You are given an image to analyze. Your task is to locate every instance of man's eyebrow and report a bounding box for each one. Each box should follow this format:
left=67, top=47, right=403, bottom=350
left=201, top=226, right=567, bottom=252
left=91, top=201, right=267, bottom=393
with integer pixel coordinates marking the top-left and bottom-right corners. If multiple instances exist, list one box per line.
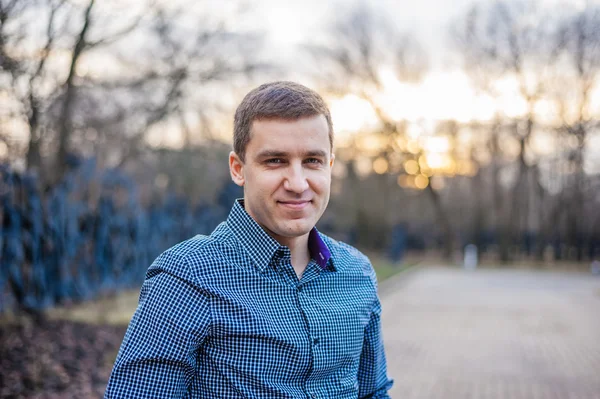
left=255, top=150, right=329, bottom=158
left=304, top=150, right=328, bottom=158
left=256, top=150, right=288, bottom=158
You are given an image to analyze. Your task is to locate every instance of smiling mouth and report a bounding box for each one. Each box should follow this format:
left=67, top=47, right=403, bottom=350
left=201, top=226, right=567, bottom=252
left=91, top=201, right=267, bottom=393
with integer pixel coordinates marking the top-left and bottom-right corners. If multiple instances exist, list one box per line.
left=277, top=200, right=311, bottom=210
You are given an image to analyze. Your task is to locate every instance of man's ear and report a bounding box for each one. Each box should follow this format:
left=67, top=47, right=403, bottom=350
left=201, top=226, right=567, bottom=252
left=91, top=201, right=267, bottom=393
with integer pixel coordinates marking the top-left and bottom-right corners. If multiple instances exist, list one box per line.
left=229, top=151, right=245, bottom=187
left=330, top=153, right=335, bottom=168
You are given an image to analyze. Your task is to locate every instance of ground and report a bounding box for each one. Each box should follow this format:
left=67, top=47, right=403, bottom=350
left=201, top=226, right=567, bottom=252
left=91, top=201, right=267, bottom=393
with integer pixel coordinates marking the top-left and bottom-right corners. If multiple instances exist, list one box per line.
left=383, top=266, right=600, bottom=399
left=1, top=263, right=599, bottom=398
left=0, top=319, right=126, bottom=399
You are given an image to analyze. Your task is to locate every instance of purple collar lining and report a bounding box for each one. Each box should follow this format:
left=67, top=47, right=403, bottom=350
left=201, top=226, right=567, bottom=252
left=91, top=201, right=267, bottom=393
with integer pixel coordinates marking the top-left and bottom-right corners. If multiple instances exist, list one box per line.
left=308, top=228, right=332, bottom=270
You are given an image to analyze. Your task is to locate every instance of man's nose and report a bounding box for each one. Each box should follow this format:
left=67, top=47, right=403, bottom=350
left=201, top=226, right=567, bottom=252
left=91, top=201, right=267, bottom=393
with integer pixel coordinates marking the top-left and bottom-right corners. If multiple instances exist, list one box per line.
left=283, top=163, right=309, bottom=193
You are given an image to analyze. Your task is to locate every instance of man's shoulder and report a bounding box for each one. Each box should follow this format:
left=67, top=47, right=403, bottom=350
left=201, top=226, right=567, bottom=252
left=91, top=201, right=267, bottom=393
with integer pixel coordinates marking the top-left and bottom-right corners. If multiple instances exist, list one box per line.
left=319, top=233, right=379, bottom=289
left=319, top=233, right=374, bottom=269
left=147, top=222, right=236, bottom=280
left=164, top=234, right=216, bottom=258
left=319, top=233, right=368, bottom=262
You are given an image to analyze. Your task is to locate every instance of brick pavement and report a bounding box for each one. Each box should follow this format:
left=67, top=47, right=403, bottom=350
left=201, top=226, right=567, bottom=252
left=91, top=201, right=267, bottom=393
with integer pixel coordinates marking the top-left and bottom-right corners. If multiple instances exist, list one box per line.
left=381, top=266, right=600, bottom=399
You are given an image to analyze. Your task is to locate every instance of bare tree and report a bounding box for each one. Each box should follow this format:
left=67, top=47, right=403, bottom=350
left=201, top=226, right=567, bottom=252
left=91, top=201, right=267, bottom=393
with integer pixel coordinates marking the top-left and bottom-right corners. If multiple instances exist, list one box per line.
left=552, top=4, right=600, bottom=260
left=306, top=3, right=464, bottom=258
left=78, top=3, right=265, bottom=167
left=1, top=0, right=58, bottom=171
left=1, top=0, right=145, bottom=176
left=453, top=0, right=562, bottom=261
left=0, top=0, right=266, bottom=183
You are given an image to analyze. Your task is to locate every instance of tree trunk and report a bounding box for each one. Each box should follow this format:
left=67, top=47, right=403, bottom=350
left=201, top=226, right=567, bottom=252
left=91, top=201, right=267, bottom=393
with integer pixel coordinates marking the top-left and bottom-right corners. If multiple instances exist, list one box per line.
left=55, top=0, right=95, bottom=180
left=507, top=118, right=532, bottom=261
left=425, top=179, right=454, bottom=261
left=571, top=139, right=585, bottom=261
left=25, top=94, right=42, bottom=173
left=471, top=166, right=486, bottom=251
left=487, top=125, right=510, bottom=263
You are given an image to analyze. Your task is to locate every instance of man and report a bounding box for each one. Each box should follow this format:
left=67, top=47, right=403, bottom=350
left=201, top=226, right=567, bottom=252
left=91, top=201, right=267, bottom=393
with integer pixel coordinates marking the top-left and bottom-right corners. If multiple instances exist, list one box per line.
left=105, top=81, right=393, bottom=398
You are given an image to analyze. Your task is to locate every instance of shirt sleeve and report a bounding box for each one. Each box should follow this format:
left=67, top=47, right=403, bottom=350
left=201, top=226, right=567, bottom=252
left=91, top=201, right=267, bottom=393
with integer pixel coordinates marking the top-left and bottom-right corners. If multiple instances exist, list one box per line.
left=357, top=266, right=393, bottom=399
left=105, top=252, right=211, bottom=398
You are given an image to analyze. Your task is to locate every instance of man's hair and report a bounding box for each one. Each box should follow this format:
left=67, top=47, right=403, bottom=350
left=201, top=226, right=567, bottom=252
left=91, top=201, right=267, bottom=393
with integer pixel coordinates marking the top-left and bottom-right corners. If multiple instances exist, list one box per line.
left=233, top=81, right=334, bottom=162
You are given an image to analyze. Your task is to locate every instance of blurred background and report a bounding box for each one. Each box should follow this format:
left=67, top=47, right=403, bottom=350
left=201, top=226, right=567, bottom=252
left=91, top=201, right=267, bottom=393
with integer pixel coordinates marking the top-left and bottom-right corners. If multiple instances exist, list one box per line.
left=1, top=0, right=599, bottom=397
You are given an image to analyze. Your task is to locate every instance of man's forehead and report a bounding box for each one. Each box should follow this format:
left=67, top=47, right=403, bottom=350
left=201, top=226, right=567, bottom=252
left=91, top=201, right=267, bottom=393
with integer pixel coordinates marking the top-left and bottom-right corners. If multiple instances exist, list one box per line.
left=249, top=114, right=328, bottom=130
left=251, top=114, right=324, bottom=123
left=249, top=114, right=329, bottom=137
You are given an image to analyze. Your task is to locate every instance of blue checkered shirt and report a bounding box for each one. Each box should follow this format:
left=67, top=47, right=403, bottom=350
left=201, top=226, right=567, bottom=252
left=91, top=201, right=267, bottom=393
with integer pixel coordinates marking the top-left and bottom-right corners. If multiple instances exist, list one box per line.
left=105, top=200, right=392, bottom=398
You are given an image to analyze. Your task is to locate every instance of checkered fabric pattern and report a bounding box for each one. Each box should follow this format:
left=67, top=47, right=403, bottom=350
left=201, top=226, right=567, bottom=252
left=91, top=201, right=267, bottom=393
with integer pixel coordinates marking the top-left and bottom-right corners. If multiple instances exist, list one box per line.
left=105, top=200, right=392, bottom=398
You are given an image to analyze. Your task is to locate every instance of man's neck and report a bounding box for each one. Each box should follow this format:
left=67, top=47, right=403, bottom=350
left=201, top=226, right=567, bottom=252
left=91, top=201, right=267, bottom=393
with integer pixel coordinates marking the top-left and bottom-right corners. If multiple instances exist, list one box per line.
left=278, top=233, right=311, bottom=279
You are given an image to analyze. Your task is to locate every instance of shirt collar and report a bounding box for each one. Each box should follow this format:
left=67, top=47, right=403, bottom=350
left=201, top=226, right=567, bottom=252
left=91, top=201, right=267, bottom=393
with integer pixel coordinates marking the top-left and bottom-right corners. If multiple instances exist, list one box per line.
left=226, top=199, right=334, bottom=273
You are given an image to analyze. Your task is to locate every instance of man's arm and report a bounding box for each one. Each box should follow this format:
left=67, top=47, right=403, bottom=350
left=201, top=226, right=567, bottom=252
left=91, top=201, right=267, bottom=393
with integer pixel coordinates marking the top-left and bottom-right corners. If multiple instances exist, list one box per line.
left=105, top=253, right=210, bottom=398
left=357, top=266, right=393, bottom=399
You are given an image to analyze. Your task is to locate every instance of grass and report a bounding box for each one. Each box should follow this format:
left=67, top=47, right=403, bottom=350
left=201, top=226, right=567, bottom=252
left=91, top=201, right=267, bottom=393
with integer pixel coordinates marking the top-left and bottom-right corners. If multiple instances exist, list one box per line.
left=369, top=255, right=419, bottom=282
left=45, top=290, right=140, bottom=326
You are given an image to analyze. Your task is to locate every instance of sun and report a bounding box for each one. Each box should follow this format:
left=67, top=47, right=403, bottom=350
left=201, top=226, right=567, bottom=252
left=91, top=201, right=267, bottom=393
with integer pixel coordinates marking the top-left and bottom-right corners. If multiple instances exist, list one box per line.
left=328, top=68, right=500, bottom=141
left=328, top=94, right=379, bottom=145
left=375, top=68, right=499, bottom=123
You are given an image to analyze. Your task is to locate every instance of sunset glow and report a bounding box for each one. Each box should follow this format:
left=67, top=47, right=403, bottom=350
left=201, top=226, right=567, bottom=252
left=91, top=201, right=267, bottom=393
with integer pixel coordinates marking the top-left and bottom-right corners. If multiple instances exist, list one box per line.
left=329, top=95, right=379, bottom=138
left=328, top=68, right=568, bottom=136
left=328, top=70, right=507, bottom=189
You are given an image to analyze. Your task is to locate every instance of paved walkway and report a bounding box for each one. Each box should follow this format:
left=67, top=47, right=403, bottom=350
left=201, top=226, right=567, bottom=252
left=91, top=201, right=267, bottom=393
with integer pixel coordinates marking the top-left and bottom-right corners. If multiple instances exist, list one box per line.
left=381, top=266, right=600, bottom=399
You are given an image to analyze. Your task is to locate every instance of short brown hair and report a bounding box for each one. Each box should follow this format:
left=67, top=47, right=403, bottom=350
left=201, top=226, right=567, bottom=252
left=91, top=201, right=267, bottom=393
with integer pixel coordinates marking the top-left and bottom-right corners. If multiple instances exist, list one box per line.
left=233, top=81, right=334, bottom=161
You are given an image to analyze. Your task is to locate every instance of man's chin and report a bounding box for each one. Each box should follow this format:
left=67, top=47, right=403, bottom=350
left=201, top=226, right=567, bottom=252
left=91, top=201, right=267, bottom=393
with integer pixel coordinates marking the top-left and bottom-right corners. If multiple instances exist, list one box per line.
left=276, top=221, right=314, bottom=238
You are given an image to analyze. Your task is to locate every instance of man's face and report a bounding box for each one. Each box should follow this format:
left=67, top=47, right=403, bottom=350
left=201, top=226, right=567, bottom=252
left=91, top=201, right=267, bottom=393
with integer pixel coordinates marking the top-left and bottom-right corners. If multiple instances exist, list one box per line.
left=229, top=114, right=334, bottom=243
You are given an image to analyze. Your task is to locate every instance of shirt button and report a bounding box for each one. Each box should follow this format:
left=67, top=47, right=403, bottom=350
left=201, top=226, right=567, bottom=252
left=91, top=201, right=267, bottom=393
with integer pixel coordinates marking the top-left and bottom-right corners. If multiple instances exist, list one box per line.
left=313, top=338, right=319, bottom=345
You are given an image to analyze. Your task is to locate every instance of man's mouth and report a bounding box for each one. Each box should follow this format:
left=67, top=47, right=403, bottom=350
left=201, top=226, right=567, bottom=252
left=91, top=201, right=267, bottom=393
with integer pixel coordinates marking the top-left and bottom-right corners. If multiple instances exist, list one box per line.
left=277, top=200, right=311, bottom=210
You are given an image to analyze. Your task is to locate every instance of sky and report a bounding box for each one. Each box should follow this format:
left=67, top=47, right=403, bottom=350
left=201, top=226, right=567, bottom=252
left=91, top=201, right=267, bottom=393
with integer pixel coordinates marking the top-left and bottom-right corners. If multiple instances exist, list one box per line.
left=252, top=0, right=486, bottom=125
left=246, top=0, right=595, bottom=121
left=243, top=0, right=599, bottom=174
left=5, top=0, right=598, bottom=173
left=141, top=0, right=597, bottom=174
left=255, top=0, right=590, bottom=67
left=106, top=0, right=598, bottom=131
left=254, top=0, right=470, bottom=67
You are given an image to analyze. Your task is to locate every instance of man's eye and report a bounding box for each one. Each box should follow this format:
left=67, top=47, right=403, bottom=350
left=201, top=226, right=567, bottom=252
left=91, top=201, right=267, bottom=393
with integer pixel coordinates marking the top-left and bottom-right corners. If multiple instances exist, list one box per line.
left=305, top=158, right=323, bottom=164
left=266, top=158, right=283, bottom=164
